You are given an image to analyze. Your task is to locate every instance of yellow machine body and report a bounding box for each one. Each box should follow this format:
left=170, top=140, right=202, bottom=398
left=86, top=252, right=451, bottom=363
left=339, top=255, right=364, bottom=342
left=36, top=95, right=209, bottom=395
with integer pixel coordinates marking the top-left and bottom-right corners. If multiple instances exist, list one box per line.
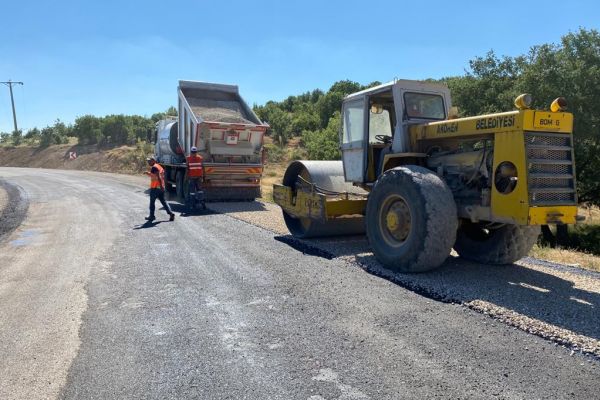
left=274, top=109, right=577, bottom=227
left=272, top=185, right=367, bottom=222
left=410, top=109, right=577, bottom=225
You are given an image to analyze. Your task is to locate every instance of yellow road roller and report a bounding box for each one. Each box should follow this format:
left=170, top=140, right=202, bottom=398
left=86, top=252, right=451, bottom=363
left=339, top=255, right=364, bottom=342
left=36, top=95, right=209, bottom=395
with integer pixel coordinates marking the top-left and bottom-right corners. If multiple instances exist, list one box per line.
left=273, top=80, right=580, bottom=272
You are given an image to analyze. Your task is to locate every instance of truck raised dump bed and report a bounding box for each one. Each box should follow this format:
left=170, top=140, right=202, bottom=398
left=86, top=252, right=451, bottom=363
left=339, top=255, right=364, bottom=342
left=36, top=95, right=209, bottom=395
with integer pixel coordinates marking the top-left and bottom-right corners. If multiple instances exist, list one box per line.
left=155, top=80, right=268, bottom=201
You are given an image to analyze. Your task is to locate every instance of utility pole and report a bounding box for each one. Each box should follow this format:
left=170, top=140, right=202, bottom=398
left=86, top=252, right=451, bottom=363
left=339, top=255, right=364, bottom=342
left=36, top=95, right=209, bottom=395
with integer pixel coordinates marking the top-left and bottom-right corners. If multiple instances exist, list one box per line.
left=1, top=79, right=24, bottom=134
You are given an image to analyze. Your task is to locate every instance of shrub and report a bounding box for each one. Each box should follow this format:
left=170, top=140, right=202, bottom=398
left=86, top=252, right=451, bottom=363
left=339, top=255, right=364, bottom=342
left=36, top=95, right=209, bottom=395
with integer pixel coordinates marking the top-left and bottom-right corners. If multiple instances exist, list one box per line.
left=264, top=143, right=285, bottom=163
left=287, top=147, right=307, bottom=161
left=302, top=112, right=341, bottom=160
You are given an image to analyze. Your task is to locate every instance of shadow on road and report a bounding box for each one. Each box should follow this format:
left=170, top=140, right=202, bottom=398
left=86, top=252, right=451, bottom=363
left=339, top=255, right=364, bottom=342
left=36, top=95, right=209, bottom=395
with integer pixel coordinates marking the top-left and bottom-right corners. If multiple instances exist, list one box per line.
left=274, top=234, right=369, bottom=258
left=133, top=220, right=164, bottom=229
left=169, top=203, right=215, bottom=217
left=208, top=201, right=268, bottom=213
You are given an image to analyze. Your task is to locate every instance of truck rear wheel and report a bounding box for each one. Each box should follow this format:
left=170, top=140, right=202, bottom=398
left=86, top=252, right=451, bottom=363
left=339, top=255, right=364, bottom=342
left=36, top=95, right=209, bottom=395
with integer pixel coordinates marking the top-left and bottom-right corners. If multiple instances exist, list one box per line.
left=176, top=170, right=185, bottom=201
left=366, top=165, right=457, bottom=273
left=454, top=222, right=540, bottom=264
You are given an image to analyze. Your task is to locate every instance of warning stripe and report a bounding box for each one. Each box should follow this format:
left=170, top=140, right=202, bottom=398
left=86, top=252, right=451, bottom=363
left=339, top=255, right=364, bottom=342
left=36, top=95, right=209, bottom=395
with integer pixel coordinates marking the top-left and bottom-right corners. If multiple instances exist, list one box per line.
left=204, top=167, right=263, bottom=174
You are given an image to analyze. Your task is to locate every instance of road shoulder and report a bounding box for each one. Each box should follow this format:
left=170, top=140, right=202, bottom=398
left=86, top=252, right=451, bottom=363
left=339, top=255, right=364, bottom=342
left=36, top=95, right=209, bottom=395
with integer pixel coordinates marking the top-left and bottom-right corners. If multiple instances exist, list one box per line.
left=0, top=178, right=29, bottom=243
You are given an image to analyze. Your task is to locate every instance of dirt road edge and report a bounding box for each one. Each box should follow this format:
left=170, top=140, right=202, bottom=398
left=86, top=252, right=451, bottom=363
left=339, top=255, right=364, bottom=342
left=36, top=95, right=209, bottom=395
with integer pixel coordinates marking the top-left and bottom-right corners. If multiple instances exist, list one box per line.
left=0, top=179, right=29, bottom=243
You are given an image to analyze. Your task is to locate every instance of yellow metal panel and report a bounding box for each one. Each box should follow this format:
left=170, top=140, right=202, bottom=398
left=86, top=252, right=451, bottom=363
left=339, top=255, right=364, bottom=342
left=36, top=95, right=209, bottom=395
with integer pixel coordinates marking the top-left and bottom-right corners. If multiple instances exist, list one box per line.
left=273, top=184, right=367, bottom=221
left=522, top=111, right=573, bottom=132
left=272, top=184, right=326, bottom=221
left=411, top=111, right=522, bottom=142
left=381, top=153, right=427, bottom=172
left=490, top=131, right=530, bottom=224
left=326, top=199, right=367, bottom=217
left=528, top=206, right=578, bottom=225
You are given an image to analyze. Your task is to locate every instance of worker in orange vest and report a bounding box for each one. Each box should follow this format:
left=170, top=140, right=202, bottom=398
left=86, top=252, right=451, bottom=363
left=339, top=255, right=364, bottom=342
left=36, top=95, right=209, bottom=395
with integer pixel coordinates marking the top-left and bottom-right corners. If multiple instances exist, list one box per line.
left=144, top=156, right=175, bottom=222
left=186, top=146, right=204, bottom=209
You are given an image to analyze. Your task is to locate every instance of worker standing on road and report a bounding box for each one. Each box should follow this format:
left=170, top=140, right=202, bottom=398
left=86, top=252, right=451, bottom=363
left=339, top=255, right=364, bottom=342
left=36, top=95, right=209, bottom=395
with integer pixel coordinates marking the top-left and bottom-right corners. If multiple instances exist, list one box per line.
left=186, top=146, right=204, bottom=208
left=145, top=156, right=175, bottom=222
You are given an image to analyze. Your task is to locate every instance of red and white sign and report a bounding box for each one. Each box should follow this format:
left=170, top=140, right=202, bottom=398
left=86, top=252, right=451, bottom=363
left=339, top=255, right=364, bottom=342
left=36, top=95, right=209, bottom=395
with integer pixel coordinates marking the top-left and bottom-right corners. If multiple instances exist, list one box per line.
left=68, top=151, right=77, bottom=160
left=226, top=132, right=239, bottom=145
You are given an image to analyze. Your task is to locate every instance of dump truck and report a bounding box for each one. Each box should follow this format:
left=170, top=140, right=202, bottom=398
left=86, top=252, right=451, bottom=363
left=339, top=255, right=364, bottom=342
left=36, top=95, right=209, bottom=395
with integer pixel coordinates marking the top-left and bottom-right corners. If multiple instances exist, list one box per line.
left=155, top=80, right=268, bottom=201
left=273, top=79, right=580, bottom=272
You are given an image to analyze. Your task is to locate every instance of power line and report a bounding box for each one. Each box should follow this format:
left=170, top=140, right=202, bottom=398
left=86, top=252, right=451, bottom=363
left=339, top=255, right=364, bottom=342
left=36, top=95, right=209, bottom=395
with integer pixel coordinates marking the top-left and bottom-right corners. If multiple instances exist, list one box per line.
left=1, top=79, right=24, bottom=134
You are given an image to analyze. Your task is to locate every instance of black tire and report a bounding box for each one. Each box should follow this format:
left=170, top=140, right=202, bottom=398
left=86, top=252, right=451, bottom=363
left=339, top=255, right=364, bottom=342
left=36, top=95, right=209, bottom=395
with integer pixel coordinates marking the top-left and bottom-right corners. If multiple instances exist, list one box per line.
left=165, top=181, right=175, bottom=194
left=176, top=170, right=185, bottom=201
left=164, top=167, right=175, bottom=194
left=366, top=165, right=457, bottom=273
left=454, top=222, right=540, bottom=264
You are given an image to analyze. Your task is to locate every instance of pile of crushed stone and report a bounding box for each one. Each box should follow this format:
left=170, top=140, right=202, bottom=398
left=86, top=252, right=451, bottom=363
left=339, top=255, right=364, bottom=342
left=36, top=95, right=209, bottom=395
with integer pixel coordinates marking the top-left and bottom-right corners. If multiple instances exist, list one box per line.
left=187, top=98, right=254, bottom=124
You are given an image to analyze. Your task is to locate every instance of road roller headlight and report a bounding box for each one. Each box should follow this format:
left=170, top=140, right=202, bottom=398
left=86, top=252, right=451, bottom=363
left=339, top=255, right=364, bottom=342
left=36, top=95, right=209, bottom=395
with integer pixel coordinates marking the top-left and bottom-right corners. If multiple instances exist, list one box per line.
left=514, top=94, right=532, bottom=110
left=550, top=97, right=567, bottom=112
left=494, top=161, right=518, bottom=194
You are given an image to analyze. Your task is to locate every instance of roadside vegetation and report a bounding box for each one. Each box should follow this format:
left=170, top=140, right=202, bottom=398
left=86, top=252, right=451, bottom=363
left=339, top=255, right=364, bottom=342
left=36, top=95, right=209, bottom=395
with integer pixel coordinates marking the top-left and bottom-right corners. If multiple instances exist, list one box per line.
left=1, top=28, right=599, bottom=270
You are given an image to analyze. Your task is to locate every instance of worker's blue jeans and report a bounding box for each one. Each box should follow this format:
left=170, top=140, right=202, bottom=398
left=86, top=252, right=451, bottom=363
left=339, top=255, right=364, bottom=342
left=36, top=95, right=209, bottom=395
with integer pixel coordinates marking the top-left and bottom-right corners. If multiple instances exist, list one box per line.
left=187, top=178, right=204, bottom=208
left=149, top=188, right=172, bottom=217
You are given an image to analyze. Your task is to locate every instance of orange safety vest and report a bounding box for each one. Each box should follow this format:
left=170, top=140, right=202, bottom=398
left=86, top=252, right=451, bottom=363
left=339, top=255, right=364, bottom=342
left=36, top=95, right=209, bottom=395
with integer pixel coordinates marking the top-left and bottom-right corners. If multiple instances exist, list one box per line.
left=186, top=154, right=204, bottom=178
left=149, top=163, right=165, bottom=189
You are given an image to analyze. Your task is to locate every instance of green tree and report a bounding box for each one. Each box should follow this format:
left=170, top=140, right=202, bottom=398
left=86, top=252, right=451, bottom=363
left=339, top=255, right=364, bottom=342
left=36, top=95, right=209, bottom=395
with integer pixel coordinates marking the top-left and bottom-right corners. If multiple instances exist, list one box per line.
left=303, top=111, right=342, bottom=160
left=0, top=132, right=11, bottom=144
left=102, top=115, right=133, bottom=145
left=11, top=129, right=22, bottom=146
left=24, top=127, right=41, bottom=144
left=445, top=51, right=525, bottom=116
left=151, top=106, right=178, bottom=123
left=130, top=115, right=155, bottom=142
left=73, top=115, right=103, bottom=145
left=51, top=119, right=71, bottom=144
left=39, top=126, right=55, bottom=148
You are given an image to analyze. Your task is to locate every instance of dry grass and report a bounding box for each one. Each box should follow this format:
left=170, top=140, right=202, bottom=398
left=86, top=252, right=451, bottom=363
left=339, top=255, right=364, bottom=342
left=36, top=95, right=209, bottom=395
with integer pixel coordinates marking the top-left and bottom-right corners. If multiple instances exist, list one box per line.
left=530, top=205, right=600, bottom=272
left=260, top=162, right=287, bottom=203
left=529, top=244, right=600, bottom=272
left=579, top=205, right=600, bottom=224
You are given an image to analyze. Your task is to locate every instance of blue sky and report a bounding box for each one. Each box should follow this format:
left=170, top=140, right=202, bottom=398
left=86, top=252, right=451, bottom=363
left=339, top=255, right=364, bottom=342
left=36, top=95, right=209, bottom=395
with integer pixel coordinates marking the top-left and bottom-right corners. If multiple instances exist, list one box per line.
left=1, top=0, right=598, bottom=133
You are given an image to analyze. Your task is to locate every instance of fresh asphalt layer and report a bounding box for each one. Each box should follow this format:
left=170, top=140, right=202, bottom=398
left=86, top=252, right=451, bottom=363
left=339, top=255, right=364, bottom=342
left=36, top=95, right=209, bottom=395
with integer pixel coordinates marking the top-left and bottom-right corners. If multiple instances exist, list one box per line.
left=0, top=167, right=598, bottom=400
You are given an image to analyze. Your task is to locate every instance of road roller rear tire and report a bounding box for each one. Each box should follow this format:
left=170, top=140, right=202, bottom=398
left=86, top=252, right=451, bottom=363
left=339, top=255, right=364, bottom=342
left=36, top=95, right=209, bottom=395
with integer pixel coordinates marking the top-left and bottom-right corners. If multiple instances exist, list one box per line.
left=366, top=165, right=457, bottom=273
left=454, top=222, right=540, bottom=264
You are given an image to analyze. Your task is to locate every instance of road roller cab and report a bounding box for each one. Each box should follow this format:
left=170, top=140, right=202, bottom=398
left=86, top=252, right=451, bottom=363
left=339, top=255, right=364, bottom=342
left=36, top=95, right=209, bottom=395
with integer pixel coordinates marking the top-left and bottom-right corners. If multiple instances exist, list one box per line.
left=273, top=80, right=580, bottom=273
left=339, top=80, right=451, bottom=185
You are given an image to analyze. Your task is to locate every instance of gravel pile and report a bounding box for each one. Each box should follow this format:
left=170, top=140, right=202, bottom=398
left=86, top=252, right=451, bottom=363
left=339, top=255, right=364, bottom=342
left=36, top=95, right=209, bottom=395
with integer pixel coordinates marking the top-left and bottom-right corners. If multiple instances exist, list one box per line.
left=208, top=200, right=600, bottom=359
left=188, top=98, right=254, bottom=124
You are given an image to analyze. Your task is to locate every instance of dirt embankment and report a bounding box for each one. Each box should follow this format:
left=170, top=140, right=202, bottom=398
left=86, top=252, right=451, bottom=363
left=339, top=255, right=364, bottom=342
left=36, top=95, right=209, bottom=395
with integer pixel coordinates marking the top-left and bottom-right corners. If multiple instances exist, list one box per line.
left=0, top=144, right=146, bottom=174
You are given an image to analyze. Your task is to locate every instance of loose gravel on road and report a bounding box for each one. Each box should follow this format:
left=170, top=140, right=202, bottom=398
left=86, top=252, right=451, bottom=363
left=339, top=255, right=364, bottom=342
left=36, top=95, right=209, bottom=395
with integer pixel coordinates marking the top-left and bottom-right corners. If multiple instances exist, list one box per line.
left=208, top=200, right=600, bottom=359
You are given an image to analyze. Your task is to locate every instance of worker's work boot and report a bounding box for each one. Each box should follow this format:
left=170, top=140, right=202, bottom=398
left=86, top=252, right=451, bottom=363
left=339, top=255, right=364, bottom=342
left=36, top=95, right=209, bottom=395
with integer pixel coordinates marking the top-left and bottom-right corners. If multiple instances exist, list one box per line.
left=169, top=213, right=175, bottom=221
left=145, top=216, right=155, bottom=222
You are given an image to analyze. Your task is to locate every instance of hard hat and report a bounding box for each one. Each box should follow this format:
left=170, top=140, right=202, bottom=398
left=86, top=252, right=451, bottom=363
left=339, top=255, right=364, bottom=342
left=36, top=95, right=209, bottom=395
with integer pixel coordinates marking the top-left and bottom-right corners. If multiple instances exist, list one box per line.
left=146, top=155, right=156, bottom=161
left=191, top=146, right=198, bottom=153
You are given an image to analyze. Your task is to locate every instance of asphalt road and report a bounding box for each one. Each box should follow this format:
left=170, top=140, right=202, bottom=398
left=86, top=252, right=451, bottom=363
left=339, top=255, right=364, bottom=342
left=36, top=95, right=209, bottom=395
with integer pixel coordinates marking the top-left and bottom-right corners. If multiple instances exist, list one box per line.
left=0, top=167, right=598, bottom=400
